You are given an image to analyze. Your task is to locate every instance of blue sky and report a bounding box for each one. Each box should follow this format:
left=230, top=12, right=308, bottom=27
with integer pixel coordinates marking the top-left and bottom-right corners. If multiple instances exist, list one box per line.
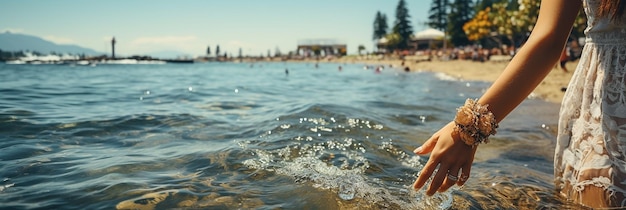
left=0, top=0, right=432, bottom=57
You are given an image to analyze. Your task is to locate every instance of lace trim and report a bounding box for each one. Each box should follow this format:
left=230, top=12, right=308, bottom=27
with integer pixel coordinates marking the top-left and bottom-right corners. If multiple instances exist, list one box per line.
left=563, top=177, right=626, bottom=208
left=573, top=176, right=611, bottom=192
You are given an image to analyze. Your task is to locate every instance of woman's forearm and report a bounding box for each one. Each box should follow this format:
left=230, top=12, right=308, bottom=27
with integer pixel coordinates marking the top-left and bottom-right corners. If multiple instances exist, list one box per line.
left=479, top=34, right=568, bottom=122
left=477, top=0, right=582, bottom=122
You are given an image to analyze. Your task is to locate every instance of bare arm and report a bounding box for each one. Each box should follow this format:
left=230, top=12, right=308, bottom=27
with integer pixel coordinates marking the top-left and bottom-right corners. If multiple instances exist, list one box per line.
left=480, top=0, right=582, bottom=121
left=412, top=0, right=583, bottom=196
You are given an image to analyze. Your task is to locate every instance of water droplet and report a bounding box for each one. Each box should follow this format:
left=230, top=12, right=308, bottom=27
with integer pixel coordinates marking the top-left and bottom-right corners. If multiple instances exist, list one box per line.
left=234, top=89, right=239, bottom=93
left=188, top=86, right=193, bottom=91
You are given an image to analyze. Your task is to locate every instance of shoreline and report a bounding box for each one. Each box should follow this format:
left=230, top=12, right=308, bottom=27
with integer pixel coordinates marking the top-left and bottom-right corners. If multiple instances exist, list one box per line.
left=336, top=58, right=575, bottom=104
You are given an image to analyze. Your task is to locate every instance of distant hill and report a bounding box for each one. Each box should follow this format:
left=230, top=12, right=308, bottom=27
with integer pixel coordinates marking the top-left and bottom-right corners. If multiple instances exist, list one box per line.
left=0, top=31, right=103, bottom=55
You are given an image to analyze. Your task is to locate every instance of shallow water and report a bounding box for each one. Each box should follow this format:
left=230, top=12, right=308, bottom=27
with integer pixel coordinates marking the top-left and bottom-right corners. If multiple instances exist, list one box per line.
left=0, top=62, right=581, bottom=209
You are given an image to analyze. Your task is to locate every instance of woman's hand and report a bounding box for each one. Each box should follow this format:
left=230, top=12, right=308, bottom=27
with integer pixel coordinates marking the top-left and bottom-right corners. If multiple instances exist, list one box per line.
left=412, top=122, right=477, bottom=195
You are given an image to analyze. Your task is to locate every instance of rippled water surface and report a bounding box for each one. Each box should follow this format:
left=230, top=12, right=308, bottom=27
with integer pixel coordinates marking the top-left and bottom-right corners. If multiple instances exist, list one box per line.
left=0, top=62, right=576, bottom=209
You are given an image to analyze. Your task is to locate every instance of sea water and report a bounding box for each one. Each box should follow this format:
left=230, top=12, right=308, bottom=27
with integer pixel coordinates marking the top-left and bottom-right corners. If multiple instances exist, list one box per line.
left=0, top=62, right=577, bottom=209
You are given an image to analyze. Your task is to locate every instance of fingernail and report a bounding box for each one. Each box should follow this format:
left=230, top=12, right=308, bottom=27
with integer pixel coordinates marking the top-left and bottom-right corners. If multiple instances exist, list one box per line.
left=413, top=146, right=423, bottom=153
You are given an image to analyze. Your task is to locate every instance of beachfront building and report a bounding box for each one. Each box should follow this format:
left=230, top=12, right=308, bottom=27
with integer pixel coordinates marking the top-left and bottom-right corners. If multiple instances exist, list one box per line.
left=375, top=37, right=389, bottom=54
left=410, top=28, right=445, bottom=50
left=296, top=39, right=347, bottom=57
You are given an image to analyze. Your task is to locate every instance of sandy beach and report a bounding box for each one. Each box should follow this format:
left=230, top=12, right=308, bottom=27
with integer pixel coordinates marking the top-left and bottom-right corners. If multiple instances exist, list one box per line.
left=342, top=58, right=576, bottom=104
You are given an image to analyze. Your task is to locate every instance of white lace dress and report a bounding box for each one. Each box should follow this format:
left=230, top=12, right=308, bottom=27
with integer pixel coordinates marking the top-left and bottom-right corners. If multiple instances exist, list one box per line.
left=555, top=0, right=626, bottom=206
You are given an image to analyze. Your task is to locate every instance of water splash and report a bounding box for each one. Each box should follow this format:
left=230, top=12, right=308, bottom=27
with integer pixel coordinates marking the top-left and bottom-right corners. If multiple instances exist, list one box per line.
left=242, top=135, right=454, bottom=209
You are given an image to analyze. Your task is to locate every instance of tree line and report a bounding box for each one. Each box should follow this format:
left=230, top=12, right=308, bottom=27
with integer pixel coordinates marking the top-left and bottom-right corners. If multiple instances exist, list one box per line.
left=462, top=0, right=586, bottom=49
left=205, top=45, right=284, bottom=59
left=372, top=0, right=586, bottom=52
left=0, top=50, right=27, bottom=61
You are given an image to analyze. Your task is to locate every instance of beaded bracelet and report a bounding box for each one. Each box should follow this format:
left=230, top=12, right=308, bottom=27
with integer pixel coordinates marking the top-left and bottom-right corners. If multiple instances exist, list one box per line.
left=453, top=98, right=498, bottom=146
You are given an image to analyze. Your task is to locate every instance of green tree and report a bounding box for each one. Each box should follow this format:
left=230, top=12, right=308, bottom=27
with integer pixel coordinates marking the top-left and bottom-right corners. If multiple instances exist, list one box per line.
left=464, top=0, right=544, bottom=48
left=393, top=0, right=413, bottom=50
left=428, top=0, right=449, bottom=31
left=489, top=2, right=516, bottom=45
left=373, top=11, right=388, bottom=40
left=216, top=45, right=220, bottom=57
left=514, top=0, right=540, bottom=35
left=506, top=0, right=519, bottom=11
left=571, top=8, right=587, bottom=41
left=475, top=0, right=496, bottom=11
left=358, top=45, right=366, bottom=55
left=206, top=46, right=211, bottom=56
left=238, top=48, right=243, bottom=58
left=274, top=46, right=282, bottom=57
left=492, top=0, right=539, bottom=47
left=384, top=32, right=402, bottom=51
left=448, top=0, right=474, bottom=46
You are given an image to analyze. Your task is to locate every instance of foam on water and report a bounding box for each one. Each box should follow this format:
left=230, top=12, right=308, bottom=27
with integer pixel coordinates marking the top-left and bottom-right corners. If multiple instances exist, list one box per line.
left=432, top=72, right=460, bottom=81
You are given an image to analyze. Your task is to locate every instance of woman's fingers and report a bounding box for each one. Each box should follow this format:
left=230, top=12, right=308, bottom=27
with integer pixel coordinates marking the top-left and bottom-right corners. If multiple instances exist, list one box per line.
left=414, top=135, right=438, bottom=155
left=413, top=157, right=438, bottom=190
left=438, top=165, right=461, bottom=192
left=457, top=161, right=472, bottom=186
left=413, top=122, right=475, bottom=195
left=426, top=165, right=448, bottom=196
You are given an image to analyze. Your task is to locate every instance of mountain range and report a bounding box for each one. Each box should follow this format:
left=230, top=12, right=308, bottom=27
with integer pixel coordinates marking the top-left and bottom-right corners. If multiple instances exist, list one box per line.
left=0, top=31, right=103, bottom=55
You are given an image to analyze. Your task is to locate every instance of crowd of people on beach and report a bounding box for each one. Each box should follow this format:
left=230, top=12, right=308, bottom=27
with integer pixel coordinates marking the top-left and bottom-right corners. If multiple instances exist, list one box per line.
left=411, top=44, right=514, bottom=63
left=409, top=38, right=582, bottom=65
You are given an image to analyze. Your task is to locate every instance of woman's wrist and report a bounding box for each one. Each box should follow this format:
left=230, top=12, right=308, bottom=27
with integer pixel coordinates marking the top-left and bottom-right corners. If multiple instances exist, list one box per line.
left=453, top=98, right=499, bottom=146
